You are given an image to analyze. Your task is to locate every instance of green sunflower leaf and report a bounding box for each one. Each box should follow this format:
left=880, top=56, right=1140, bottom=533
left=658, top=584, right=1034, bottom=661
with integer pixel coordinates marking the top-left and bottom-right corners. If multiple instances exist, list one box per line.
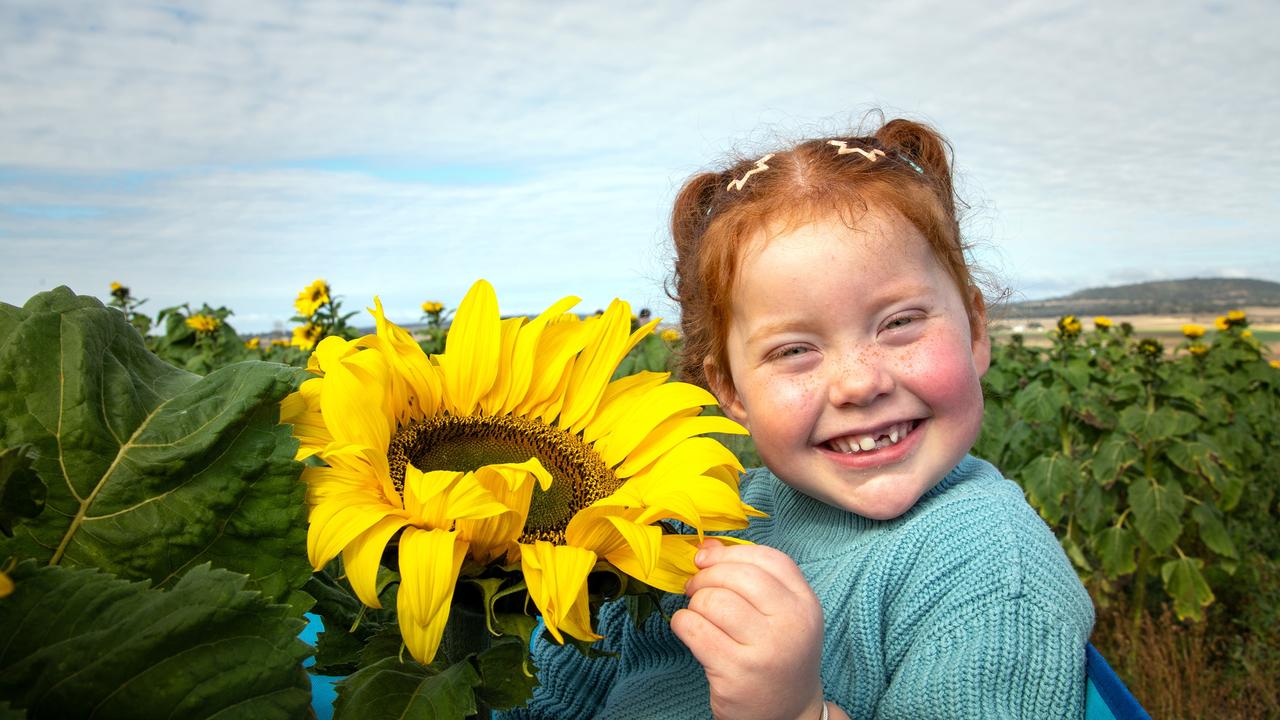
left=1161, top=556, right=1215, bottom=622
left=0, top=288, right=310, bottom=603
left=0, top=445, right=44, bottom=536
left=474, top=637, right=540, bottom=710
left=1018, top=453, right=1078, bottom=524
left=0, top=562, right=312, bottom=719
left=1128, top=477, right=1185, bottom=553
left=333, top=655, right=481, bottom=720
left=1096, top=525, right=1138, bottom=576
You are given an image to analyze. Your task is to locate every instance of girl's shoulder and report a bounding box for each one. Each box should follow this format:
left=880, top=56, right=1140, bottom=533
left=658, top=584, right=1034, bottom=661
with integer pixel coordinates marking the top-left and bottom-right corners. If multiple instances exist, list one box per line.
left=892, top=455, right=1093, bottom=624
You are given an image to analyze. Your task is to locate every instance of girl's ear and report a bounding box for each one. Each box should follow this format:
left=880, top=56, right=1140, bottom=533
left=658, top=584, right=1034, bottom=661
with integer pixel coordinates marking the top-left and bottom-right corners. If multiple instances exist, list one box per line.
left=969, top=286, right=991, bottom=376
left=703, top=356, right=748, bottom=428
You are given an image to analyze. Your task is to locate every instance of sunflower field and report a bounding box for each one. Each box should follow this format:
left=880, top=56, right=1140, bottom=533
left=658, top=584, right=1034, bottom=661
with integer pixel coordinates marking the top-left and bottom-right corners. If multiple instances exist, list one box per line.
left=1, top=285, right=1277, bottom=719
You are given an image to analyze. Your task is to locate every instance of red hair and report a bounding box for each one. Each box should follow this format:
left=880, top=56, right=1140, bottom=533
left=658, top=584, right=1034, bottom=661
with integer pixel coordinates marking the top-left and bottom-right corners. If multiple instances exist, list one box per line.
left=668, top=117, right=980, bottom=389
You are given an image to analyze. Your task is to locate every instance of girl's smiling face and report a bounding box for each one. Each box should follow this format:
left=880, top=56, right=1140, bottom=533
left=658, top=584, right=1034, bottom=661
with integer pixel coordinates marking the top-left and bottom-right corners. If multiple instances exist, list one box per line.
left=709, top=207, right=990, bottom=520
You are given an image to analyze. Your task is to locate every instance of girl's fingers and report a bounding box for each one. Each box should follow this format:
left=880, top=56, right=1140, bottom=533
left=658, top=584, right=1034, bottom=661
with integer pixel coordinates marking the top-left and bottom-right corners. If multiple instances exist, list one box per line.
left=685, top=560, right=790, bottom=616
left=693, top=540, right=813, bottom=596
left=686, top=584, right=763, bottom=644
left=671, top=606, right=739, bottom=670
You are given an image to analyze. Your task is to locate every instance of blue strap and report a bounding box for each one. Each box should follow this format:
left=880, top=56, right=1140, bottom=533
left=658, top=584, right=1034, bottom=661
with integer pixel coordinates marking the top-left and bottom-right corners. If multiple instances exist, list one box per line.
left=1084, top=643, right=1151, bottom=720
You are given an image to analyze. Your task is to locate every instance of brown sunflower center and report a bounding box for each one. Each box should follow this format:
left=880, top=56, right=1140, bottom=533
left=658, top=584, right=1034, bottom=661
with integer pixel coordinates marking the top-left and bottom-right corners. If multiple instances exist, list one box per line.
left=386, top=413, right=621, bottom=544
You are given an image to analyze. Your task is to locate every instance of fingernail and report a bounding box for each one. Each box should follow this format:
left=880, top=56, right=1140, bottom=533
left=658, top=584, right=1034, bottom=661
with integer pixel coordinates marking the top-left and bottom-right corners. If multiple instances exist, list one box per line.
left=694, top=550, right=706, bottom=566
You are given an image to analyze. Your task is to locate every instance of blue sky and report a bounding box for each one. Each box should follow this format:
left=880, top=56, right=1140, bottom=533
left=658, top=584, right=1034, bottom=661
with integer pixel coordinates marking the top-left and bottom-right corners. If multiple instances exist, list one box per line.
left=2, top=0, right=1278, bottom=333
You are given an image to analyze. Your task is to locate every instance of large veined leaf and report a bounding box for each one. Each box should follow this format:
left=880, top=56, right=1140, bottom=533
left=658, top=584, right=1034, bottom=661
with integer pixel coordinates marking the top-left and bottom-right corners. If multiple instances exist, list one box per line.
left=1018, top=453, right=1078, bottom=524
left=0, top=288, right=309, bottom=602
left=1128, top=477, right=1185, bottom=553
left=334, top=656, right=482, bottom=720
left=0, top=562, right=312, bottom=719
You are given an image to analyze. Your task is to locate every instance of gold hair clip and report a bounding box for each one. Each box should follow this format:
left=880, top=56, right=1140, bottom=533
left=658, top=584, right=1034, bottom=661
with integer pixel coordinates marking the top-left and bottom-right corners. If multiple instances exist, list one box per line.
left=726, top=153, right=775, bottom=191
left=827, top=140, right=885, bottom=162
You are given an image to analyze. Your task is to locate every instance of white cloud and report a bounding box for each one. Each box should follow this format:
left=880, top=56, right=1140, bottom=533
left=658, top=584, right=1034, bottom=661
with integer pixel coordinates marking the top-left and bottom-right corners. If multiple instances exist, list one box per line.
left=1, top=0, right=1278, bottom=329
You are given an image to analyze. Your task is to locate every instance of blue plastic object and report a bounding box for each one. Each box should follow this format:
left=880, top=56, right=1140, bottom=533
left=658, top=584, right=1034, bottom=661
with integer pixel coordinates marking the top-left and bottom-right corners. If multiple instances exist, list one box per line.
left=1084, top=643, right=1151, bottom=720
left=301, top=613, right=342, bottom=720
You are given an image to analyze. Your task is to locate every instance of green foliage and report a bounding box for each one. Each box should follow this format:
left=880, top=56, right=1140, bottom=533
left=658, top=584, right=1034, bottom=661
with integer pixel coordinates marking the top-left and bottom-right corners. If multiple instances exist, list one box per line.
left=0, top=445, right=43, bottom=536
left=0, top=562, right=312, bottom=719
left=150, top=301, right=250, bottom=372
left=978, top=314, right=1280, bottom=624
left=0, top=287, right=314, bottom=717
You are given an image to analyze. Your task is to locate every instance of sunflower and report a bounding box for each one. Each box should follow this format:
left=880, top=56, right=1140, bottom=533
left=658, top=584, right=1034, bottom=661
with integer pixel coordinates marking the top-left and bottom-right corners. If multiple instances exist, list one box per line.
left=281, top=279, right=760, bottom=664
left=1182, top=324, right=1206, bottom=339
left=296, top=279, right=330, bottom=318
left=185, top=313, right=220, bottom=333
left=291, top=322, right=324, bottom=350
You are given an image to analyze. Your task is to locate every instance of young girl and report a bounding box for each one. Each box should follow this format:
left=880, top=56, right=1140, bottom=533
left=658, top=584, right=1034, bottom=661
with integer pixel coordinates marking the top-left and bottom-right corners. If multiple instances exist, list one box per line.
left=503, top=117, right=1094, bottom=719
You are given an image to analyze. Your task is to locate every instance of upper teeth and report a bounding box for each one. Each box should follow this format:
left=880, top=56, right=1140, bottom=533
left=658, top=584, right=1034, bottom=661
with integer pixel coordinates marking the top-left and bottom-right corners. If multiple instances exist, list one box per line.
left=830, top=422, right=913, bottom=454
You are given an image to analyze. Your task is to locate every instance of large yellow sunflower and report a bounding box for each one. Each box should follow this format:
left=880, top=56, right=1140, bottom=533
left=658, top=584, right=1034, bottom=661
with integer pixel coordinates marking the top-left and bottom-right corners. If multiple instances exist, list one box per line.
left=281, top=279, right=760, bottom=664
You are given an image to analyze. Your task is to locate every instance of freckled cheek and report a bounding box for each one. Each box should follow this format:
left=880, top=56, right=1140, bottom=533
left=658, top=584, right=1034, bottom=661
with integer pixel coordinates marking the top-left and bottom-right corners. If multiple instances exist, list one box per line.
left=899, top=337, right=984, bottom=412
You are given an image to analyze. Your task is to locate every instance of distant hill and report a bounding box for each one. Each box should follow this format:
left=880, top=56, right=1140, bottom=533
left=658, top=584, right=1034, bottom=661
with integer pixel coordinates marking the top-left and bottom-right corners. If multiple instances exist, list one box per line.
left=1003, top=278, right=1280, bottom=317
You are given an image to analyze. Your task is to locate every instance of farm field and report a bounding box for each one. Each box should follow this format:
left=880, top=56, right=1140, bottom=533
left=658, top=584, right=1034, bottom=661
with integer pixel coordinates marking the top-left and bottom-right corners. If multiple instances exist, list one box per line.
left=991, top=306, right=1280, bottom=353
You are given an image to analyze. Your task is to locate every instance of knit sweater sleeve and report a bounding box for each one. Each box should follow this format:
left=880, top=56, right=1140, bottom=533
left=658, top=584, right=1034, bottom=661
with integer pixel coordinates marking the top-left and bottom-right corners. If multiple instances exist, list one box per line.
left=867, top=461, right=1094, bottom=720
left=874, top=594, right=1090, bottom=719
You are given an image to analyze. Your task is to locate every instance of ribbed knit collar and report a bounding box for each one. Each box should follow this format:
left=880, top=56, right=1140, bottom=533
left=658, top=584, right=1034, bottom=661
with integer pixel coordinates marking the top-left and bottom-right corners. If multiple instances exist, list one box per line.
left=751, top=455, right=981, bottom=562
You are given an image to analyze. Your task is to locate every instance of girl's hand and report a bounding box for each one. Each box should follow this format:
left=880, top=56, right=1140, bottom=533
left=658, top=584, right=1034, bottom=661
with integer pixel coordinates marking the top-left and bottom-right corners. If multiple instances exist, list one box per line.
left=671, top=539, right=826, bottom=720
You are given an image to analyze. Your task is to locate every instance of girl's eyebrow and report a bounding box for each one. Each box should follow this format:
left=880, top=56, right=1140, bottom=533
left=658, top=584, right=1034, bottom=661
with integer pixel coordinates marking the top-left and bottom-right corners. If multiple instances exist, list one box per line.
left=746, top=319, right=810, bottom=346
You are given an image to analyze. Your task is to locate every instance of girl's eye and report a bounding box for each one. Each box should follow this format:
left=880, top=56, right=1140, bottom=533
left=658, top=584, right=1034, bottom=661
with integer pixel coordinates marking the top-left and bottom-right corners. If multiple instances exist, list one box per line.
left=884, top=314, right=920, bottom=331
left=769, top=345, right=809, bottom=360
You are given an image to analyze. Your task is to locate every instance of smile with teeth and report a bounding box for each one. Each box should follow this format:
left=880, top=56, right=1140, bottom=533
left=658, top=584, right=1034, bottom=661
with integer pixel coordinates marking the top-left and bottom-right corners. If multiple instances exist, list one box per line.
left=824, top=420, right=919, bottom=454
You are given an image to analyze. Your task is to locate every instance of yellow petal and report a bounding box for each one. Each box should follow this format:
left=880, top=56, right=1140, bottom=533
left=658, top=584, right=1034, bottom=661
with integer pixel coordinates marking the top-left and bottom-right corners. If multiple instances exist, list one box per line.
left=520, top=541, right=601, bottom=644
left=314, top=442, right=398, bottom=503
left=402, top=466, right=509, bottom=529
left=280, top=380, right=331, bottom=459
left=629, top=436, right=744, bottom=489
left=318, top=347, right=393, bottom=454
left=581, top=371, right=670, bottom=444
left=622, top=317, right=662, bottom=356
left=500, top=296, right=580, bottom=414
left=604, top=516, right=662, bottom=577
left=560, top=300, right=633, bottom=432
left=532, top=366, right=576, bottom=426
left=306, top=492, right=399, bottom=569
left=566, top=314, right=663, bottom=438
left=341, top=514, right=411, bottom=607
left=439, top=279, right=502, bottom=414
left=611, top=473, right=763, bottom=531
left=397, top=527, right=470, bottom=664
left=592, top=383, right=718, bottom=466
left=456, top=459, right=553, bottom=563
left=608, top=534, right=752, bottom=595
left=515, top=318, right=591, bottom=417
left=563, top=504, right=641, bottom=557
left=362, top=297, right=442, bottom=422
left=613, top=415, right=748, bottom=477
left=479, top=317, right=525, bottom=416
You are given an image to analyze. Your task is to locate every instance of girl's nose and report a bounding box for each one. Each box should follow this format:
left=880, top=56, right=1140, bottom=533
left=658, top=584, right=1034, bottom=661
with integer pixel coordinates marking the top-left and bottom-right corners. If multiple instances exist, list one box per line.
left=827, top=351, right=894, bottom=407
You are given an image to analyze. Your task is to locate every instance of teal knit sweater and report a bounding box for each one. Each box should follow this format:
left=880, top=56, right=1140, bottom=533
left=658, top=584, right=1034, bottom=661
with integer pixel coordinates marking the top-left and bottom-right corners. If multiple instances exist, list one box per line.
left=502, top=455, right=1095, bottom=719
